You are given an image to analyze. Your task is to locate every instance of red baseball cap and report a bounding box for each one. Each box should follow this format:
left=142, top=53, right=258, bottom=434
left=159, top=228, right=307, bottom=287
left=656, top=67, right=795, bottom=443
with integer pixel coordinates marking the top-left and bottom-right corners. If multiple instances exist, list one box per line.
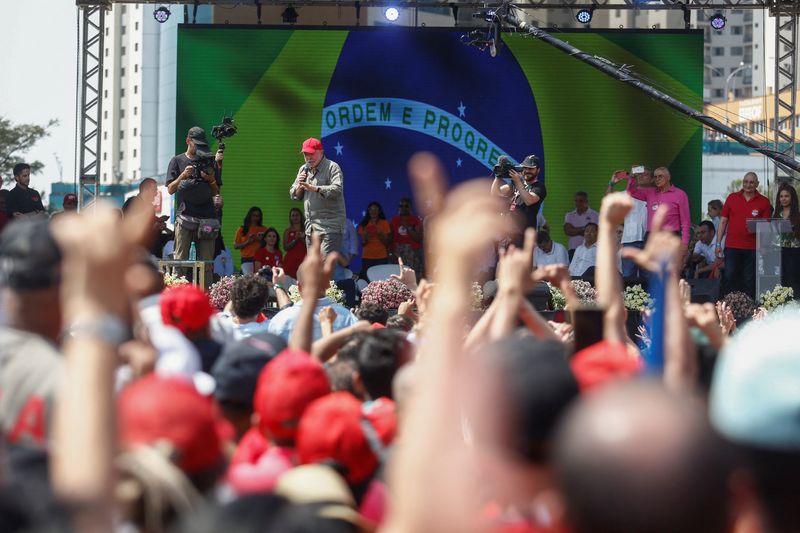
left=253, top=349, right=331, bottom=442
left=297, top=392, right=396, bottom=485
left=118, top=375, right=225, bottom=473
left=570, top=340, right=643, bottom=393
left=160, top=284, right=215, bottom=335
left=300, top=137, right=323, bottom=154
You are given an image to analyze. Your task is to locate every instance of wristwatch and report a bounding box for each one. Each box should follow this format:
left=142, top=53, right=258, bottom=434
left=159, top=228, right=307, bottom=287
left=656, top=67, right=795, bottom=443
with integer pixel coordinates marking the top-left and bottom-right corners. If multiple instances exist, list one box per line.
left=66, top=314, right=128, bottom=346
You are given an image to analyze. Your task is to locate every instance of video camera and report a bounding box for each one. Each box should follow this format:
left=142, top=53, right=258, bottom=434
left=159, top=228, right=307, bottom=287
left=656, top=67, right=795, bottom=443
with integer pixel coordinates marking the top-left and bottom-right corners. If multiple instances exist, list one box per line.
left=492, top=155, right=523, bottom=180
left=211, top=116, right=238, bottom=150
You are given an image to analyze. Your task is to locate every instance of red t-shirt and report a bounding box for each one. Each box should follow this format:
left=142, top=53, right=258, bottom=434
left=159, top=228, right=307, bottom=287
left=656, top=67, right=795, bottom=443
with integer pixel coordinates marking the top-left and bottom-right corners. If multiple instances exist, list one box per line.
left=254, top=248, right=283, bottom=269
left=721, top=190, right=772, bottom=249
left=390, top=214, right=423, bottom=250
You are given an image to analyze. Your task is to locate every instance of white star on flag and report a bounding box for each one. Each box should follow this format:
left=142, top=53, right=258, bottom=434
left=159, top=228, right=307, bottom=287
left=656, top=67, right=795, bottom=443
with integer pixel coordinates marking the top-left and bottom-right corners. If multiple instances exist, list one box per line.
left=456, top=158, right=463, bottom=167
left=457, top=101, right=466, bottom=117
left=385, top=178, right=392, bottom=190
left=334, top=142, right=344, bottom=155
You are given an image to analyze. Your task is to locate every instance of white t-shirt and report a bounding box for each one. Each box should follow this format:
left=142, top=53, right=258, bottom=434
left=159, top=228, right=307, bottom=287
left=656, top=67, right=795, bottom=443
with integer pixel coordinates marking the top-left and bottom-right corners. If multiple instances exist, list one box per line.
left=534, top=242, right=570, bottom=267
left=569, top=243, right=597, bottom=276
left=694, top=239, right=717, bottom=264
left=621, top=198, right=647, bottom=244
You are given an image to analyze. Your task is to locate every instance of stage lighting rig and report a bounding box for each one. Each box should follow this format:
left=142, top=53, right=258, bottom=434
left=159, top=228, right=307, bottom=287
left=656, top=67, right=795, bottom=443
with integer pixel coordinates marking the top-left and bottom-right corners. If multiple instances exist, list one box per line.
left=384, top=7, right=400, bottom=21
left=281, top=6, right=299, bottom=23
left=153, top=6, right=171, bottom=23
left=710, top=13, right=727, bottom=30
left=576, top=7, right=593, bottom=24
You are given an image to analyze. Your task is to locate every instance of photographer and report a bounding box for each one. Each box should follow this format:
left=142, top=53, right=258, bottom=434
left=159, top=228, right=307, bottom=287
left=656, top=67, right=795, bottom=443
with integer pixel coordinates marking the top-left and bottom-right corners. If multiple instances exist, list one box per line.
left=490, top=155, right=546, bottom=245
left=166, top=127, right=223, bottom=287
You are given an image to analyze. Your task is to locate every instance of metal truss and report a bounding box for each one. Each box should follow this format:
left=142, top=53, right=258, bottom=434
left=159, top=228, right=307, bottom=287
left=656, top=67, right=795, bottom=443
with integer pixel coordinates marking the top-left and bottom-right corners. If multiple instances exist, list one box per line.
left=772, top=0, right=800, bottom=181
left=76, top=1, right=110, bottom=211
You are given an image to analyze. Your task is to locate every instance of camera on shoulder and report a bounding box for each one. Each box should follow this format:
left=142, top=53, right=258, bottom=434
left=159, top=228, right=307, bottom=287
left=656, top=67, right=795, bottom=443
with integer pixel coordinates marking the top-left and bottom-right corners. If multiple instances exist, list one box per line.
left=492, top=155, right=523, bottom=180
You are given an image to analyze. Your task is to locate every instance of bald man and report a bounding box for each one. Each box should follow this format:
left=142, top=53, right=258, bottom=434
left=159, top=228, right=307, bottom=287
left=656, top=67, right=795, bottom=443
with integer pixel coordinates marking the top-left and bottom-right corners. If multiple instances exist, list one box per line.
left=553, top=381, right=732, bottom=533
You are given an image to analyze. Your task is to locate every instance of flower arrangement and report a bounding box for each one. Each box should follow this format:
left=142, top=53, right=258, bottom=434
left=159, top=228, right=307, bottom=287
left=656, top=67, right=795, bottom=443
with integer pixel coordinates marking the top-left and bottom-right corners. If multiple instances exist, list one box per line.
left=163, top=272, right=189, bottom=288
left=548, top=283, right=566, bottom=311
left=471, top=282, right=485, bottom=311
left=360, top=279, right=414, bottom=310
left=548, top=280, right=597, bottom=310
left=571, top=280, right=597, bottom=303
left=287, top=281, right=346, bottom=305
left=623, top=284, right=653, bottom=312
left=209, top=275, right=237, bottom=310
left=759, top=284, right=794, bottom=311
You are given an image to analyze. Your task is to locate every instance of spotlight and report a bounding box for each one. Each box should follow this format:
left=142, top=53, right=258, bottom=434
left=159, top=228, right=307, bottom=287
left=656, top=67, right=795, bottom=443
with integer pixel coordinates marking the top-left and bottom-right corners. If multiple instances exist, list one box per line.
left=384, top=7, right=400, bottom=21
left=281, top=6, right=299, bottom=23
left=710, top=13, right=726, bottom=30
left=576, top=8, right=593, bottom=24
left=153, top=6, right=171, bottom=24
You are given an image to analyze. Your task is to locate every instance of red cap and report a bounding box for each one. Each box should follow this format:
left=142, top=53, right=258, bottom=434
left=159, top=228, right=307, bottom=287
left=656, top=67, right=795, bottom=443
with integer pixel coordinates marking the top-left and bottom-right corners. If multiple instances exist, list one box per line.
left=160, top=284, right=215, bottom=335
left=118, top=375, right=224, bottom=473
left=570, top=340, right=643, bottom=393
left=300, top=137, right=323, bottom=154
left=297, top=392, right=396, bottom=485
left=253, top=349, right=330, bottom=442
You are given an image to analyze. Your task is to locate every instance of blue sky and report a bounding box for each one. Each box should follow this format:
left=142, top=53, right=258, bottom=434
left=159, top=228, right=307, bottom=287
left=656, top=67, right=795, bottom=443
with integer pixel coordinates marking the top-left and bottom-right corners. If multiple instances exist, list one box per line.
left=2, top=1, right=78, bottom=205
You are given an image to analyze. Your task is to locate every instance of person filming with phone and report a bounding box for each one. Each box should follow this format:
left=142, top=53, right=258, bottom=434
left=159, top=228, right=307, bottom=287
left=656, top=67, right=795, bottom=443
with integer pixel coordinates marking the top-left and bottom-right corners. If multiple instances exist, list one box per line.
left=234, top=207, right=267, bottom=274
left=289, top=137, right=346, bottom=258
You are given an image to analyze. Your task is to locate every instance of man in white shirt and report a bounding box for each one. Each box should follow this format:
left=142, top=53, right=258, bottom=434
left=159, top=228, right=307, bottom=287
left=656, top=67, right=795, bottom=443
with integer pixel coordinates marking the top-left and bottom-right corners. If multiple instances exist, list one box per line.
left=212, top=275, right=271, bottom=343
left=534, top=231, right=569, bottom=267
left=569, top=223, right=598, bottom=277
left=692, top=220, right=720, bottom=279
left=606, top=167, right=651, bottom=278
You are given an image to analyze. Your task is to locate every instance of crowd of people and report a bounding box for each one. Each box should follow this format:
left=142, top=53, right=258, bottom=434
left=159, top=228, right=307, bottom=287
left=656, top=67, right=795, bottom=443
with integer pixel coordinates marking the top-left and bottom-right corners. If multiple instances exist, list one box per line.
left=3, top=130, right=800, bottom=533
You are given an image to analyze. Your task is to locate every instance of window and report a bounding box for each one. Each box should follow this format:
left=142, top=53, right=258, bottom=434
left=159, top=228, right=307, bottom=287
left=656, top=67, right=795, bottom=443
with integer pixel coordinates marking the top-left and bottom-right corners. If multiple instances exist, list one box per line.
left=120, top=151, right=124, bottom=161
left=133, top=128, right=138, bottom=136
left=103, top=131, right=107, bottom=140
left=133, top=170, right=137, bottom=180
left=134, top=64, right=138, bottom=73
left=121, top=88, right=125, bottom=97
left=713, top=89, right=724, bottom=98
left=103, top=152, right=107, bottom=161
left=134, top=85, right=138, bottom=94
left=713, top=47, right=725, bottom=56
left=104, top=110, right=108, bottom=119
left=732, top=26, right=743, bottom=34
left=712, top=69, right=723, bottom=77
left=104, top=89, right=108, bottom=98
left=731, top=47, right=744, bottom=56
left=134, top=43, right=139, bottom=52
left=121, top=67, right=125, bottom=77
left=121, top=46, right=126, bottom=56
left=133, top=107, right=138, bottom=116
left=135, top=21, right=139, bottom=30
left=121, top=109, right=125, bottom=118
left=105, top=48, right=108, bottom=57
left=121, top=5, right=126, bottom=14
left=105, top=28, right=109, bottom=36
left=104, top=68, right=108, bottom=78
left=121, top=25, right=126, bottom=35
left=133, top=149, right=138, bottom=158
left=120, top=130, right=124, bottom=140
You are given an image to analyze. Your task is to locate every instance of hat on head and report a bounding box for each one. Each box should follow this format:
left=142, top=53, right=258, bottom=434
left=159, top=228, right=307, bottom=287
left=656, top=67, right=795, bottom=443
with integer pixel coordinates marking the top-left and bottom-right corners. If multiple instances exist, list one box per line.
left=301, top=138, right=323, bottom=154
left=275, top=465, right=373, bottom=530
left=570, top=340, right=642, bottom=393
left=118, top=374, right=225, bottom=473
left=187, top=126, right=210, bottom=151
left=63, top=193, right=78, bottom=205
left=160, top=284, right=216, bottom=335
left=297, top=392, right=395, bottom=485
left=253, top=349, right=331, bottom=441
left=212, top=332, right=287, bottom=406
left=520, top=155, right=541, bottom=168
left=0, top=219, right=61, bottom=291
left=711, top=309, right=800, bottom=450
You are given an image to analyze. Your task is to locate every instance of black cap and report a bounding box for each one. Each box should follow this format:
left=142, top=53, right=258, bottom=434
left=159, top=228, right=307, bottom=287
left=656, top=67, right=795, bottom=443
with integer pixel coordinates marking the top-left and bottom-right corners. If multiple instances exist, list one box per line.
left=211, top=332, right=287, bottom=405
left=521, top=155, right=541, bottom=169
left=187, top=127, right=210, bottom=151
left=0, top=219, right=61, bottom=291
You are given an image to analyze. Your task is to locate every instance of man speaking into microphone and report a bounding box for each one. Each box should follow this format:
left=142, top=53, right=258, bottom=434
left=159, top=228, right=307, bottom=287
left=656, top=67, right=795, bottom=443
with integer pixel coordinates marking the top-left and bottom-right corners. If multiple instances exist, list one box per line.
left=289, top=137, right=346, bottom=258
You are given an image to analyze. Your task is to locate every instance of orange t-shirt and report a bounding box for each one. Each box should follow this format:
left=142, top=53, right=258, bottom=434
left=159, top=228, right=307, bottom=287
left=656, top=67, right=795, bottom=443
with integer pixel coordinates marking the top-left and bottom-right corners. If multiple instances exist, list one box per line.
left=359, top=219, right=391, bottom=259
left=235, top=225, right=267, bottom=259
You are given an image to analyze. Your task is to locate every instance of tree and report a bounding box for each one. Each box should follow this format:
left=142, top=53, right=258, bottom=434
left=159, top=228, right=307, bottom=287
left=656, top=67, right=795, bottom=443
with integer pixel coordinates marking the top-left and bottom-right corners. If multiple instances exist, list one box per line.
left=0, top=116, right=59, bottom=184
